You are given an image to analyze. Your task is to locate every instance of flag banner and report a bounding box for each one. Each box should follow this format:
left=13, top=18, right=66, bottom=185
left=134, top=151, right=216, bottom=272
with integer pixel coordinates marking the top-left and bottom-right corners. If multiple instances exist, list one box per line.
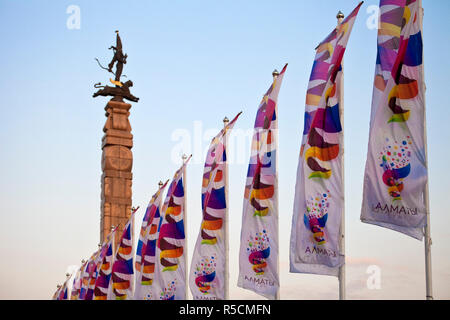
left=93, top=228, right=116, bottom=300
left=85, top=248, right=102, bottom=300
left=110, top=208, right=138, bottom=300
left=238, top=64, right=287, bottom=299
left=52, top=286, right=60, bottom=300
left=290, top=2, right=362, bottom=276
left=361, top=0, right=426, bottom=240
left=79, top=252, right=97, bottom=300
left=153, top=157, right=191, bottom=300
left=70, top=266, right=83, bottom=300
left=57, top=275, right=71, bottom=300
left=134, top=180, right=169, bottom=300
left=189, top=112, right=242, bottom=300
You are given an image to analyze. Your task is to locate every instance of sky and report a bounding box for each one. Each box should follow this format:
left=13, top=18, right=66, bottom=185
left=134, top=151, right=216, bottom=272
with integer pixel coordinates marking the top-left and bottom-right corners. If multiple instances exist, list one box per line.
left=0, top=0, right=449, bottom=300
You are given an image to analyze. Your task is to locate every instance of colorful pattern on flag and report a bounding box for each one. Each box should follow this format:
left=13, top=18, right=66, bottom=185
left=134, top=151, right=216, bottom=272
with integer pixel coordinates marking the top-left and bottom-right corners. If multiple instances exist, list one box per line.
left=290, top=2, right=362, bottom=276
left=70, top=266, right=83, bottom=300
left=79, top=252, right=96, bottom=300
left=110, top=208, right=138, bottom=300
left=153, top=157, right=190, bottom=300
left=93, top=228, right=116, bottom=300
left=238, top=64, right=287, bottom=299
left=189, top=112, right=241, bottom=300
left=361, top=0, right=427, bottom=239
left=134, top=181, right=168, bottom=300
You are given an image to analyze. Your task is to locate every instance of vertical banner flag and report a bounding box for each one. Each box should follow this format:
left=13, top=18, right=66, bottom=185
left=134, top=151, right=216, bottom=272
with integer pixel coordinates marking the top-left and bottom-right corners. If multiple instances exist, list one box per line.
left=290, top=2, right=362, bottom=276
left=110, top=207, right=138, bottom=300
left=238, top=64, right=287, bottom=299
left=134, top=180, right=169, bottom=300
left=85, top=248, right=103, bottom=300
left=189, top=112, right=242, bottom=300
left=361, top=0, right=426, bottom=239
left=153, top=157, right=191, bottom=300
left=79, top=252, right=97, bottom=300
left=70, top=266, right=83, bottom=300
left=93, top=228, right=116, bottom=300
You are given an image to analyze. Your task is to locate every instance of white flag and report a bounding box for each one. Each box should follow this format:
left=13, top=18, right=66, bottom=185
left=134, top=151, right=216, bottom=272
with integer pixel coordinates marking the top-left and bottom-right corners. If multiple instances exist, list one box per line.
left=290, top=3, right=362, bottom=276
left=361, top=0, right=427, bottom=239
left=238, top=64, right=287, bottom=299
left=189, top=113, right=241, bottom=300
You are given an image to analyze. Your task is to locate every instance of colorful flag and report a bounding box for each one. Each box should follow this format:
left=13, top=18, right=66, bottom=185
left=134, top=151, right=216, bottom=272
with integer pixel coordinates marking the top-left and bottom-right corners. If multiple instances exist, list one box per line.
left=290, top=2, right=362, bottom=276
left=85, top=248, right=102, bottom=300
left=134, top=180, right=169, bottom=300
left=361, top=0, right=426, bottom=239
left=238, top=64, right=287, bottom=299
left=70, top=266, right=83, bottom=300
left=110, top=207, right=139, bottom=300
left=189, top=112, right=242, bottom=300
left=93, top=228, right=116, bottom=300
left=79, top=252, right=97, bottom=300
left=153, top=157, right=191, bottom=300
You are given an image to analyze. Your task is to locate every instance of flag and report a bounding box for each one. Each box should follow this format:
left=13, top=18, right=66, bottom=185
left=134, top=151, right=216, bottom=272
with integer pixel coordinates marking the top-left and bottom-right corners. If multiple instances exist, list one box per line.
left=79, top=252, right=97, bottom=300
left=238, top=64, right=287, bottom=299
left=189, top=112, right=242, bottom=300
left=290, top=2, right=363, bottom=276
left=93, top=228, right=116, bottom=300
left=134, top=180, right=169, bottom=300
left=153, top=157, right=191, bottom=300
left=85, top=248, right=102, bottom=300
left=361, top=0, right=426, bottom=239
left=57, top=275, right=71, bottom=300
left=70, top=266, right=83, bottom=300
left=110, top=207, right=139, bottom=300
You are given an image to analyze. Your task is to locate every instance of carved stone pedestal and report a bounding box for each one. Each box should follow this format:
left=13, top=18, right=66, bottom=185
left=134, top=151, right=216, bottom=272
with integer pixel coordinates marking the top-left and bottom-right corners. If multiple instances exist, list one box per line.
left=100, top=100, right=133, bottom=248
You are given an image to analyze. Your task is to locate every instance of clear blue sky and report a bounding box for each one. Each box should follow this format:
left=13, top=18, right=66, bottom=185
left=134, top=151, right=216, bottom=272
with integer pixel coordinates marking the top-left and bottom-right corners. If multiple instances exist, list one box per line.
left=0, top=0, right=449, bottom=299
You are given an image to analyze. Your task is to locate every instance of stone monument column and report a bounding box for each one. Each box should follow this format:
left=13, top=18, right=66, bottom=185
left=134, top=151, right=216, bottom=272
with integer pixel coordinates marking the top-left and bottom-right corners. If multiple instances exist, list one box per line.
left=93, top=31, right=139, bottom=248
left=100, top=100, right=133, bottom=246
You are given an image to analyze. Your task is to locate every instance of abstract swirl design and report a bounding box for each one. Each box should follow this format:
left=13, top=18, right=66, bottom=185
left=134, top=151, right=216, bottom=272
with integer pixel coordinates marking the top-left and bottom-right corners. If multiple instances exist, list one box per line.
left=244, top=65, right=286, bottom=218
left=201, top=140, right=226, bottom=244
left=136, top=181, right=167, bottom=286
left=94, top=229, right=115, bottom=300
left=374, top=0, right=423, bottom=123
left=300, top=3, right=362, bottom=180
left=303, top=192, right=330, bottom=245
left=379, top=137, right=412, bottom=201
left=111, top=209, right=137, bottom=300
left=158, top=163, right=188, bottom=272
left=160, top=281, right=176, bottom=300
left=247, top=231, right=270, bottom=275
left=194, top=256, right=217, bottom=294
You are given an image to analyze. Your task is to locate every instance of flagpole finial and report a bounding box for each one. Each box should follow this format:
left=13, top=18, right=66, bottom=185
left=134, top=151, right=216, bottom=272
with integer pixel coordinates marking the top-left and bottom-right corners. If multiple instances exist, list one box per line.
left=57, top=284, right=61, bottom=289
left=81, top=259, right=85, bottom=264
left=66, top=273, right=70, bottom=278
left=182, top=154, right=188, bottom=162
left=272, top=69, right=280, bottom=78
left=337, top=11, right=345, bottom=20
left=98, top=243, right=102, bottom=248
left=223, top=116, right=229, bottom=125
left=158, top=180, right=164, bottom=187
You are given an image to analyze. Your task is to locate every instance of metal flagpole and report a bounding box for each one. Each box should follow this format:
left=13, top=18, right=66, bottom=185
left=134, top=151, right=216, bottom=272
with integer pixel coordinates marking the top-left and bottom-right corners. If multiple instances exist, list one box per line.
left=336, top=10, right=346, bottom=301
left=418, top=0, right=433, bottom=300
left=272, top=69, right=281, bottom=300
left=182, top=153, right=189, bottom=299
left=223, top=116, right=230, bottom=300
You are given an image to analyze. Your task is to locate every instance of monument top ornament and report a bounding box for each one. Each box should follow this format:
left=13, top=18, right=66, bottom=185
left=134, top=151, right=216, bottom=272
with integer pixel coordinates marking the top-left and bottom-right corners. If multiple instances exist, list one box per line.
left=93, top=30, right=139, bottom=103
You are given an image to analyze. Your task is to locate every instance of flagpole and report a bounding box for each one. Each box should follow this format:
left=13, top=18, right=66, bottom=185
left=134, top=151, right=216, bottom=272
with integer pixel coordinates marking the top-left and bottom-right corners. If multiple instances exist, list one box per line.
left=223, top=117, right=230, bottom=300
left=337, top=10, right=346, bottom=301
left=182, top=153, right=189, bottom=300
left=272, top=69, right=280, bottom=301
left=418, top=0, right=433, bottom=300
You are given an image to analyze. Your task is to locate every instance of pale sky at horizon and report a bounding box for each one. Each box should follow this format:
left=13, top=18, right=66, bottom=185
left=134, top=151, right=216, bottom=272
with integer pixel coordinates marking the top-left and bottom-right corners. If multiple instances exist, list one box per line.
left=0, top=0, right=449, bottom=300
